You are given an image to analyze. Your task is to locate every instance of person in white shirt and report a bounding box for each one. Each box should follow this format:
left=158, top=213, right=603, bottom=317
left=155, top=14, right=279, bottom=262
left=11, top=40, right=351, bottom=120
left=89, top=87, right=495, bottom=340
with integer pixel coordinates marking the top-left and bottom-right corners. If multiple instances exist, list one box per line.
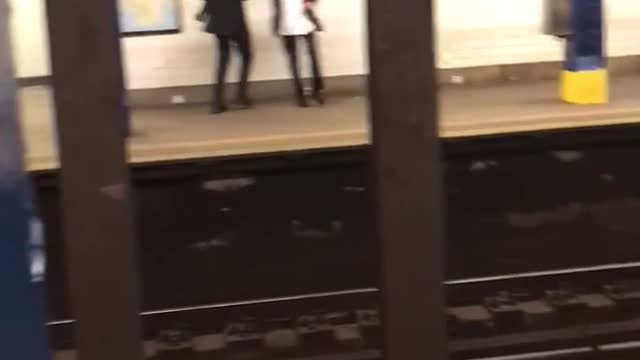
left=272, top=0, right=325, bottom=107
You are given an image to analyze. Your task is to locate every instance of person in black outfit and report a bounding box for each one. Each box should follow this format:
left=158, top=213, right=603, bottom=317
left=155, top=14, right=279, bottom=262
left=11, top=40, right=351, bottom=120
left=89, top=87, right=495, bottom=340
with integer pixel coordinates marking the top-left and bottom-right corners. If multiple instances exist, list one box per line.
left=199, top=0, right=253, bottom=114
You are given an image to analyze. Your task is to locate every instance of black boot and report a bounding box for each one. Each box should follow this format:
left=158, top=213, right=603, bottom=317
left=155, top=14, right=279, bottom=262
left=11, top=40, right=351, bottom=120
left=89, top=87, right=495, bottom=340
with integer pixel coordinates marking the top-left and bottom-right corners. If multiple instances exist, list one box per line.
left=296, top=94, right=309, bottom=108
left=234, top=95, right=253, bottom=109
left=312, top=89, right=325, bottom=105
left=210, top=103, right=228, bottom=114
left=211, top=86, right=227, bottom=114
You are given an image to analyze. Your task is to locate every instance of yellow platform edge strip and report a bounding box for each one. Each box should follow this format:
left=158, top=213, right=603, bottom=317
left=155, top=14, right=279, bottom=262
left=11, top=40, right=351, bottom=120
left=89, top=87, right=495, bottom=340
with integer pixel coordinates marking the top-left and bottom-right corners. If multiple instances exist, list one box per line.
left=560, top=69, right=609, bottom=105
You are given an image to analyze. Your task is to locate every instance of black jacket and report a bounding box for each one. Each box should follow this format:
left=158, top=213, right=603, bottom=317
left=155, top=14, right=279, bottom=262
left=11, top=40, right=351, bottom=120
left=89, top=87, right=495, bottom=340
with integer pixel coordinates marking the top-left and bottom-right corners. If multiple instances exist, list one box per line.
left=202, top=0, right=248, bottom=35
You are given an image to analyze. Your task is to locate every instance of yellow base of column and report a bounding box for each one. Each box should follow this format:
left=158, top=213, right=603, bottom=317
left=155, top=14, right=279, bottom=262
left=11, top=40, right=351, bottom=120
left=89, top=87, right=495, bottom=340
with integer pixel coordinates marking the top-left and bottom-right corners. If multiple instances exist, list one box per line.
left=560, top=69, right=609, bottom=105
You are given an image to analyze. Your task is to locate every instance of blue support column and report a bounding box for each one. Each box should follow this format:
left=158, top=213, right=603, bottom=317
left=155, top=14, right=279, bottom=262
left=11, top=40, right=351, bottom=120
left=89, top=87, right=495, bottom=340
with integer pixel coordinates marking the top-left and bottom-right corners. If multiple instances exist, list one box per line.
left=561, top=0, right=608, bottom=104
left=0, top=1, right=51, bottom=359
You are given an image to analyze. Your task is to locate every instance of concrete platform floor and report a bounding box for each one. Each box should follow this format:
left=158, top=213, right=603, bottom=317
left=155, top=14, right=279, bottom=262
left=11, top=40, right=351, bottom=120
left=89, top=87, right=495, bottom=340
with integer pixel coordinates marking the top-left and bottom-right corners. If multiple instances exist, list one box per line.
left=19, top=76, right=640, bottom=171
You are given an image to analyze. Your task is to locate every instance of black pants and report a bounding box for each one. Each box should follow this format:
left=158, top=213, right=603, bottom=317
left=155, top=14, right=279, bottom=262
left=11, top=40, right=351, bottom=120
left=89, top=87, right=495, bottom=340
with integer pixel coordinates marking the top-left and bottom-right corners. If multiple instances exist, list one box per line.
left=214, top=30, right=252, bottom=106
left=282, top=33, right=324, bottom=100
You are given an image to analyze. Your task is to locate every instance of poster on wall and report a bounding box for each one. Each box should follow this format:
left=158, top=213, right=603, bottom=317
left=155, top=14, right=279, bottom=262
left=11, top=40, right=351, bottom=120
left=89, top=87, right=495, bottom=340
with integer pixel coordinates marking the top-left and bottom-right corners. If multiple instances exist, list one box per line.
left=119, top=0, right=181, bottom=36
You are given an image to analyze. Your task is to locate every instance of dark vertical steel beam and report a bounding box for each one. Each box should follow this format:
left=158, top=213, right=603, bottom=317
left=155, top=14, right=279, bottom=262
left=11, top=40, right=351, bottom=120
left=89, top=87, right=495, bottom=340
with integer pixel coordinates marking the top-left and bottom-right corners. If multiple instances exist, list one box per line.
left=44, top=0, right=143, bottom=359
left=367, top=0, right=447, bottom=359
left=0, top=1, right=50, bottom=358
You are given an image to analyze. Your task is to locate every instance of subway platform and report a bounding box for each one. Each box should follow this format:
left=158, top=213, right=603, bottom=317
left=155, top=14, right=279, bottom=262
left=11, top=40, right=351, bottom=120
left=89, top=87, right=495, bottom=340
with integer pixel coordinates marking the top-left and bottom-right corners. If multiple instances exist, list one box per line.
left=19, top=75, right=640, bottom=172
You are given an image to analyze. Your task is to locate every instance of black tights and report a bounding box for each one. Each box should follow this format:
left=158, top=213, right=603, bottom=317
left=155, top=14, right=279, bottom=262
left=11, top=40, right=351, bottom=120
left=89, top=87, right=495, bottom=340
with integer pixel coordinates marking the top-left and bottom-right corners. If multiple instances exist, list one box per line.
left=214, top=30, right=252, bottom=107
left=282, top=33, right=324, bottom=100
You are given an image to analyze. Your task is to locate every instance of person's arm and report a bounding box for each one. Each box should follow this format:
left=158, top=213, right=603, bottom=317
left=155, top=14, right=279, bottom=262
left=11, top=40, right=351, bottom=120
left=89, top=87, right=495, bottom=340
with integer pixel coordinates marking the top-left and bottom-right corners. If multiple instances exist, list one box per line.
left=272, top=0, right=281, bottom=35
left=304, top=0, right=322, bottom=31
left=196, top=0, right=210, bottom=22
